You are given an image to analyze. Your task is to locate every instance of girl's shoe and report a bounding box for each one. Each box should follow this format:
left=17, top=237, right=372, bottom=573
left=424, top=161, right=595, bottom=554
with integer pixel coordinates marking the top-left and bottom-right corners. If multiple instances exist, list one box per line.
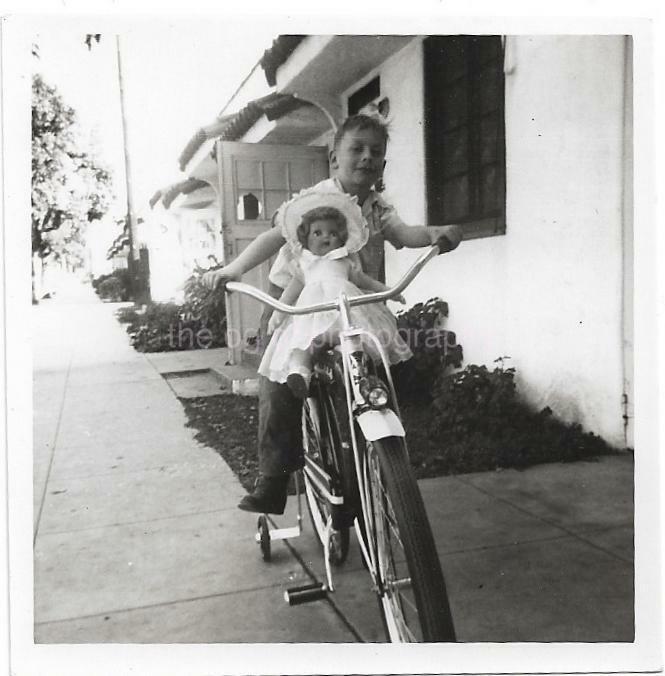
left=237, top=474, right=289, bottom=515
left=286, top=370, right=311, bottom=399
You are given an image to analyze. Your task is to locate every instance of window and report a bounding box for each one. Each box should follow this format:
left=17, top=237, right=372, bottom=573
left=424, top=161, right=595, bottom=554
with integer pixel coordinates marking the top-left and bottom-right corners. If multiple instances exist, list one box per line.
left=424, top=35, right=506, bottom=238
left=348, top=76, right=380, bottom=116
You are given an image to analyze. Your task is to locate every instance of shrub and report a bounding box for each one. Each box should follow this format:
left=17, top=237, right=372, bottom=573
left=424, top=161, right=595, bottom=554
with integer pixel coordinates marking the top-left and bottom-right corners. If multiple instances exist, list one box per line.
left=114, top=268, right=227, bottom=352
left=97, top=277, right=124, bottom=301
left=93, top=269, right=132, bottom=301
left=181, top=271, right=226, bottom=337
left=423, top=358, right=615, bottom=473
left=391, top=297, right=463, bottom=403
left=432, top=359, right=517, bottom=436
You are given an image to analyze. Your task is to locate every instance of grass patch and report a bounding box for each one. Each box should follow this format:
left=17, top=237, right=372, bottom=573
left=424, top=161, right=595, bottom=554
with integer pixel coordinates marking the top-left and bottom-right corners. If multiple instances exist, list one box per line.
left=179, top=387, right=618, bottom=492
left=180, top=394, right=259, bottom=492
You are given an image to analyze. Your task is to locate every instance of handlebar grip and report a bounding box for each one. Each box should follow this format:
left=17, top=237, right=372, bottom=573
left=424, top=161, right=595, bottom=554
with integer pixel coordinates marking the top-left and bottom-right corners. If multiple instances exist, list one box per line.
left=435, top=234, right=454, bottom=254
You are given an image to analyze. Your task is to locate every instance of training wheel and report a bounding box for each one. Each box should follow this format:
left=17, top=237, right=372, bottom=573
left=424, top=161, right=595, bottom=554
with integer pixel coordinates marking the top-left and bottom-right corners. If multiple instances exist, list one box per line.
left=257, top=515, right=271, bottom=561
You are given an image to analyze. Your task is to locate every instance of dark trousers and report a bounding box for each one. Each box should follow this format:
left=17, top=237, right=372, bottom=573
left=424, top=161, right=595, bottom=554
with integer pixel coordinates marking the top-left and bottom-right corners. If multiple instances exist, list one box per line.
left=258, top=375, right=304, bottom=477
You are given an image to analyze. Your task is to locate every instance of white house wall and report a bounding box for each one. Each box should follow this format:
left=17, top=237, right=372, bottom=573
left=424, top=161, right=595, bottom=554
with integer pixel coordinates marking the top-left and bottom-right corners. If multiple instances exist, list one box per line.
left=379, top=35, right=628, bottom=447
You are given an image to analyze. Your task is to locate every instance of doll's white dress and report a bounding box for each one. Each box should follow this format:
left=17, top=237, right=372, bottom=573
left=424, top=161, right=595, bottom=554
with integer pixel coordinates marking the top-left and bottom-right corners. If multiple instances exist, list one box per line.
left=258, top=247, right=412, bottom=384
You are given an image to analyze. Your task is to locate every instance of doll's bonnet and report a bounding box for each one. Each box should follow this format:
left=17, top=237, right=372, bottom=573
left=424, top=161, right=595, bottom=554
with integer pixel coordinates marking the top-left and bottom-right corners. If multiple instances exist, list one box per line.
left=277, top=190, right=368, bottom=254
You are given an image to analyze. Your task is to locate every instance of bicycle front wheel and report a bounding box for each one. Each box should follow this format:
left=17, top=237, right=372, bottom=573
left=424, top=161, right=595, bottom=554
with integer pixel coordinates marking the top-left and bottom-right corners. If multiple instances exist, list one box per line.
left=364, top=436, right=456, bottom=642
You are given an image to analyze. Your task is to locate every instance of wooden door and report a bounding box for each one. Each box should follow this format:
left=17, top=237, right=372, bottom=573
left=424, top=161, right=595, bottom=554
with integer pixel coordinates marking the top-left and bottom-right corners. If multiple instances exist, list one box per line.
left=217, top=141, right=329, bottom=365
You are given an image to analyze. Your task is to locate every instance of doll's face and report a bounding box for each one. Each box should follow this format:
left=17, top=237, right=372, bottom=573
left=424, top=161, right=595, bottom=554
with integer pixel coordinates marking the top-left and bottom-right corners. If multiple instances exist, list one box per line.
left=306, top=219, right=344, bottom=256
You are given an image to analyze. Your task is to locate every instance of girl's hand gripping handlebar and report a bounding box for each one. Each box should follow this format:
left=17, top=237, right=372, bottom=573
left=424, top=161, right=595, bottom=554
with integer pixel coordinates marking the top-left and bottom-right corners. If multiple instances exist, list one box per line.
left=430, top=224, right=463, bottom=254
left=201, top=265, right=241, bottom=291
left=225, top=229, right=461, bottom=314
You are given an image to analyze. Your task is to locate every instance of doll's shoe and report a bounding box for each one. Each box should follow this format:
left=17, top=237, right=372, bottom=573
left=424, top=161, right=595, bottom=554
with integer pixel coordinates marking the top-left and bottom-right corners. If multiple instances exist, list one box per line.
left=237, top=474, right=289, bottom=515
left=286, top=372, right=311, bottom=399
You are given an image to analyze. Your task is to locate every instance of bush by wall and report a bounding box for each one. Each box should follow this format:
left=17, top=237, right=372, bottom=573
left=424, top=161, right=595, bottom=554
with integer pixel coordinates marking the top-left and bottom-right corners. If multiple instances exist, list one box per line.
left=92, top=269, right=132, bottom=302
left=114, top=269, right=226, bottom=352
left=392, top=297, right=463, bottom=402
left=402, top=359, right=616, bottom=476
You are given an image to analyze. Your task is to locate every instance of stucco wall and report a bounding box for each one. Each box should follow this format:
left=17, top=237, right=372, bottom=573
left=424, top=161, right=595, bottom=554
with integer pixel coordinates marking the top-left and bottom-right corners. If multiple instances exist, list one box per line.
left=381, top=35, right=628, bottom=446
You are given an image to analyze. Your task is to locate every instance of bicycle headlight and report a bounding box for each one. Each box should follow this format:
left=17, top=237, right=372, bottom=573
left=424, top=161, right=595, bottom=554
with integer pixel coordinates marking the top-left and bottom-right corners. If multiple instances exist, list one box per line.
left=368, top=386, right=389, bottom=409
left=360, top=376, right=389, bottom=409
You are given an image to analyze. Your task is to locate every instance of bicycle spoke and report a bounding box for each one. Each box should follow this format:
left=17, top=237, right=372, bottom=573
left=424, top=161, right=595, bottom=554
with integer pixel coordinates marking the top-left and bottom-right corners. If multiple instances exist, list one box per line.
left=366, top=441, right=430, bottom=642
left=370, top=460, right=405, bottom=550
left=302, top=384, right=350, bottom=567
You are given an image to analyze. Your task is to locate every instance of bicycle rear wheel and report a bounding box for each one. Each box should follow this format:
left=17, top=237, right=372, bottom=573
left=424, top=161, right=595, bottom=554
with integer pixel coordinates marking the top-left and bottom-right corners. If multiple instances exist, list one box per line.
left=364, top=435, right=456, bottom=642
left=302, top=383, right=350, bottom=565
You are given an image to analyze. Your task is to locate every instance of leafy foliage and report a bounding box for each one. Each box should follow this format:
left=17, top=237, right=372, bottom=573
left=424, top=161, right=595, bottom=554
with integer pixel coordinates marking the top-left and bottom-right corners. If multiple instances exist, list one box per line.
left=181, top=269, right=227, bottom=335
left=114, top=268, right=227, bottom=352
left=92, top=269, right=133, bottom=302
left=31, top=73, right=114, bottom=267
left=391, top=297, right=463, bottom=402
left=405, top=359, right=616, bottom=476
left=176, top=361, right=616, bottom=495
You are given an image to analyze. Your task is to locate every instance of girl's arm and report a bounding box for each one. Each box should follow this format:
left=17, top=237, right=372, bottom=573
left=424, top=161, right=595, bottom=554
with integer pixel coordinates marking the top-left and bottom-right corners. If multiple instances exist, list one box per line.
left=202, top=227, right=286, bottom=289
left=391, top=223, right=463, bottom=251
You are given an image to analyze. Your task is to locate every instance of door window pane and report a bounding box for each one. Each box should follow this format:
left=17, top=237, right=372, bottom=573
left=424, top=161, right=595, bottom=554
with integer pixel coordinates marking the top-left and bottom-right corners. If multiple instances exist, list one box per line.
left=235, top=159, right=262, bottom=190
left=265, top=190, right=290, bottom=219
left=263, top=161, right=288, bottom=189
left=288, top=161, right=315, bottom=192
left=236, top=192, right=263, bottom=220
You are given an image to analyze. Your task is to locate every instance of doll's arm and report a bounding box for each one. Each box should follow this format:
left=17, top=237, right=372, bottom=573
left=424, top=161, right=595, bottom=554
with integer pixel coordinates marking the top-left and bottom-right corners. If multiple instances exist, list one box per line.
left=268, top=276, right=305, bottom=332
left=349, top=267, right=405, bottom=304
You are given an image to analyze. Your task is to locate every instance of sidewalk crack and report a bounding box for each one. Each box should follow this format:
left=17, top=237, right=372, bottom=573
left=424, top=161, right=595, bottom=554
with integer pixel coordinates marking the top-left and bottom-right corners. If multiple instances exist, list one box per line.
left=34, top=582, right=288, bottom=627
left=452, top=475, right=634, bottom=565
left=34, top=352, right=73, bottom=546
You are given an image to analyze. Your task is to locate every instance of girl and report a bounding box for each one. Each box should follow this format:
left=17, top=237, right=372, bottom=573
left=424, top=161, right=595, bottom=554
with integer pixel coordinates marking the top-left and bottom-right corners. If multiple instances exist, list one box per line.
left=258, top=192, right=411, bottom=398
left=203, top=113, right=462, bottom=515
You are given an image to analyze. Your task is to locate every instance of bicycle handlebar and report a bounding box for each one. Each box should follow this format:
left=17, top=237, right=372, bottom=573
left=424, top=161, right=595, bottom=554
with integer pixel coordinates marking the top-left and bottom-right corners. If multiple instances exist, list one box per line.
left=225, top=236, right=450, bottom=316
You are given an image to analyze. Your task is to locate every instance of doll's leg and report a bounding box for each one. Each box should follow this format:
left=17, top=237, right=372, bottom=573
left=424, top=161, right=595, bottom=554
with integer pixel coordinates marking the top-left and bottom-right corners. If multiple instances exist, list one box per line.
left=286, top=348, right=313, bottom=399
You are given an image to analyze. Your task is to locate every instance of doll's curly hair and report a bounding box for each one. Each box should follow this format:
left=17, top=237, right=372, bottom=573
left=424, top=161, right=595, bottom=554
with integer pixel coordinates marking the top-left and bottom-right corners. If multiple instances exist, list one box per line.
left=297, top=206, right=348, bottom=249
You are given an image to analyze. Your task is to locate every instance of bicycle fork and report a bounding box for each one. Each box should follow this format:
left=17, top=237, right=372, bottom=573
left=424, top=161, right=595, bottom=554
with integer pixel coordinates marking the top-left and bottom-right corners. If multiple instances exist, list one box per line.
left=286, top=293, right=406, bottom=605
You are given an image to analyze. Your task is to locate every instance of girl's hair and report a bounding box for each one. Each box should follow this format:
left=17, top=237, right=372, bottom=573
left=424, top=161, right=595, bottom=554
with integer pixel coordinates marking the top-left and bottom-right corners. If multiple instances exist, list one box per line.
left=297, top=206, right=348, bottom=248
left=333, top=114, right=390, bottom=150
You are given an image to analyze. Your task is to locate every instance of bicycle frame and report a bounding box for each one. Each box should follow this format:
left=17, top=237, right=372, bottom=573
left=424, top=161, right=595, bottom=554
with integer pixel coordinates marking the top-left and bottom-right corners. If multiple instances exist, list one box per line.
left=226, top=242, right=442, bottom=592
left=335, top=296, right=405, bottom=586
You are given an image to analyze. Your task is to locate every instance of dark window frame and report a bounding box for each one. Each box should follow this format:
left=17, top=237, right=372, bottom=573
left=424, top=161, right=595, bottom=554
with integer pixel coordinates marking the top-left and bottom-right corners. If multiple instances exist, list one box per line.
left=347, top=76, right=381, bottom=116
left=424, top=35, right=506, bottom=239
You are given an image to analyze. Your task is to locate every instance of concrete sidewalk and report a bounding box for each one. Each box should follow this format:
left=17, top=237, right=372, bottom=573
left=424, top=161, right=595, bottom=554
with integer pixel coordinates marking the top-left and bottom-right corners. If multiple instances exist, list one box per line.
left=33, top=280, right=352, bottom=642
left=33, top=279, right=634, bottom=643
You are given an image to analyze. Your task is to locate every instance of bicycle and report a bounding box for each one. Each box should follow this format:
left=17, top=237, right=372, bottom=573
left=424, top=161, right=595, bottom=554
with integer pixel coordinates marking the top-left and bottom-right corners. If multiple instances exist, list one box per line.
left=226, top=235, right=456, bottom=643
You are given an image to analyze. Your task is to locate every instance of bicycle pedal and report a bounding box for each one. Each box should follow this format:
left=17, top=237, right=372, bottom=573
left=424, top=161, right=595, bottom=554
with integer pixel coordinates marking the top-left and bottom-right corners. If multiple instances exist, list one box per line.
left=283, top=582, right=328, bottom=606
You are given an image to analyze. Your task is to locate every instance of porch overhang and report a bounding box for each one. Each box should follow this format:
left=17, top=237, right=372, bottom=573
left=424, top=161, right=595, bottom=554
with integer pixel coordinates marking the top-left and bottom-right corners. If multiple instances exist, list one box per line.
left=273, top=35, right=415, bottom=121
left=149, top=177, right=209, bottom=210
left=178, top=92, right=309, bottom=173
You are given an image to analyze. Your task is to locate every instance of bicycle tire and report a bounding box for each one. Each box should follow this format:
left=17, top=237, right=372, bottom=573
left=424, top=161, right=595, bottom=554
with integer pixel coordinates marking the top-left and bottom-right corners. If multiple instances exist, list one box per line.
left=302, top=383, right=350, bottom=565
left=364, top=435, right=456, bottom=642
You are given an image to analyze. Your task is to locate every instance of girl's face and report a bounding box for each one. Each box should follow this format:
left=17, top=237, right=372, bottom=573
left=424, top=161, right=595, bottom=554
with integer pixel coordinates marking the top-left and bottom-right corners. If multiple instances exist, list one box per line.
left=330, top=127, right=387, bottom=199
left=306, top=219, right=344, bottom=256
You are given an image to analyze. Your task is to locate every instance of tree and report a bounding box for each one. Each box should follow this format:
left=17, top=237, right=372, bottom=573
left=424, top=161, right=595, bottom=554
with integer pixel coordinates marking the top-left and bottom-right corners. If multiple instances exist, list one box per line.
left=31, top=73, right=115, bottom=298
